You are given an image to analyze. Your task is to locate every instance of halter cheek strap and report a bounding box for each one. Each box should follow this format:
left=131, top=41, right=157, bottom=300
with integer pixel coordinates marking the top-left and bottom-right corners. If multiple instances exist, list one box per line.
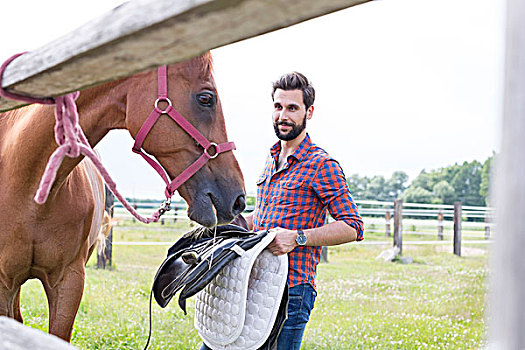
left=132, top=65, right=235, bottom=199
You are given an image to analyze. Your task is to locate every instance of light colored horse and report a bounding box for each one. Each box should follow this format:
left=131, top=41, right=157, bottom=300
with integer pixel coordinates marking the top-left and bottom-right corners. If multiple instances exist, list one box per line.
left=0, top=52, right=245, bottom=341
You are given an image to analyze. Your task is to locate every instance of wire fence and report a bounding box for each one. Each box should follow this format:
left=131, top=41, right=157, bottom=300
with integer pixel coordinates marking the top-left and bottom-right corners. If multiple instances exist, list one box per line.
left=108, top=199, right=494, bottom=254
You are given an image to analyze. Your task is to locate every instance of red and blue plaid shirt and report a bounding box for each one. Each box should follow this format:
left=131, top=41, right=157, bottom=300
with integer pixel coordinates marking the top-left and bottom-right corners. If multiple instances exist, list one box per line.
left=252, top=134, right=363, bottom=289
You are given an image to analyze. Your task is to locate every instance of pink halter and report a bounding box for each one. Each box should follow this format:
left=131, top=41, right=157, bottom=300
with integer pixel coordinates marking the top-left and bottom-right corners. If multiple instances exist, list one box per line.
left=132, top=65, right=236, bottom=201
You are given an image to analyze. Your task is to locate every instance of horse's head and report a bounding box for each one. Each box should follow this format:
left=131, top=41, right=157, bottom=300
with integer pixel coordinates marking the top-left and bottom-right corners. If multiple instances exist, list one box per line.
left=125, top=53, right=245, bottom=227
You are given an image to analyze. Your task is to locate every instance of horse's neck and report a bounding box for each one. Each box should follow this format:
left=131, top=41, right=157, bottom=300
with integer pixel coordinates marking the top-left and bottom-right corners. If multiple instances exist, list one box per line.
left=76, top=79, right=128, bottom=145
left=0, top=79, right=128, bottom=200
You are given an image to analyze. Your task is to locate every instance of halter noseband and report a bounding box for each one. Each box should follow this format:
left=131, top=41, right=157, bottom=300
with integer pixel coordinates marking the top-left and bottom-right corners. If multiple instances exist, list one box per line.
left=132, top=65, right=235, bottom=204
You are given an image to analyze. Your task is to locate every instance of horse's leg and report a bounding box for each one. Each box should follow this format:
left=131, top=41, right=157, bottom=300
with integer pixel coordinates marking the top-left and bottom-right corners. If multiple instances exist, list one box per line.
left=42, top=261, right=86, bottom=341
left=0, top=283, right=20, bottom=321
left=13, top=287, right=23, bottom=322
left=0, top=287, right=12, bottom=317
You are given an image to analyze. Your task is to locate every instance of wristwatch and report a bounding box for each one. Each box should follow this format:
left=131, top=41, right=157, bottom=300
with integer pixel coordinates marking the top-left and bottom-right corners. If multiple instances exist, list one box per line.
left=296, top=229, right=307, bottom=246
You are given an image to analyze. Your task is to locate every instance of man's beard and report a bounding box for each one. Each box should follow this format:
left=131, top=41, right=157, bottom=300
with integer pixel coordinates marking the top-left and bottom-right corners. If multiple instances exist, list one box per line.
left=273, top=114, right=307, bottom=141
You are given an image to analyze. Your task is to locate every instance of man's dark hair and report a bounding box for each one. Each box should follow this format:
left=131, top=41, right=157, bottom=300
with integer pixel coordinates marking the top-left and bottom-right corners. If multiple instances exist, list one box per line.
left=271, top=72, right=315, bottom=110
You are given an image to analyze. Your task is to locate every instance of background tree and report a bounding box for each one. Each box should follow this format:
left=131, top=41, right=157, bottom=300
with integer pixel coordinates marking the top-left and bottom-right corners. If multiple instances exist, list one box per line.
left=346, top=156, right=492, bottom=205
left=403, top=186, right=434, bottom=203
left=410, top=171, right=433, bottom=191
left=400, top=157, right=492, bottom=205
left=366, top=176, right=388, bottom=201
left=433, top=180, right=456, bottom=204
left=480, top=154, right=495, bottom=205
left=347, top=171, right=408, bottom=201
left=450, top=160, right=484, bottom=206
left=347, top=174, right=369, bottom=200
left=387, top=171, right=409, bottom=199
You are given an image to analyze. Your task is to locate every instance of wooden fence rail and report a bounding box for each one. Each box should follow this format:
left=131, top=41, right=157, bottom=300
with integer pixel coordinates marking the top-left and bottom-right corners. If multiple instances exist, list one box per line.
left=108, top=199, right=494, bottom=261
left=0, top=0, right=369, bottom=112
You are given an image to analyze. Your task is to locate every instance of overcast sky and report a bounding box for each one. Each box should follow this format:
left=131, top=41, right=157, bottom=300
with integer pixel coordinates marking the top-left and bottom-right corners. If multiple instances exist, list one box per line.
left=1, top=0, right=505, bottom=199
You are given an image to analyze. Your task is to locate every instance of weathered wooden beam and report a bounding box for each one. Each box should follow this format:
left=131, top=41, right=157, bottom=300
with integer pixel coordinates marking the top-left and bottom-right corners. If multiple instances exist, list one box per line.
left=488, top=0, right=525, bottom=347
left=0, top=316, right=78, bottom=349
left=0, top=0, right=370, bottom=112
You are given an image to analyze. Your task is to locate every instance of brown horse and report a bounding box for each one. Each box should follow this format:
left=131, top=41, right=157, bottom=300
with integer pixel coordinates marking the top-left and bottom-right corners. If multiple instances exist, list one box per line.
left=0, top=52, right=245, bottom=341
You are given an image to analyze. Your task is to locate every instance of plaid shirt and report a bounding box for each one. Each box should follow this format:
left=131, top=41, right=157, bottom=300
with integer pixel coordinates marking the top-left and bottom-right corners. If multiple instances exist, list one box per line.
left=253, top=134, right=363, bottom=289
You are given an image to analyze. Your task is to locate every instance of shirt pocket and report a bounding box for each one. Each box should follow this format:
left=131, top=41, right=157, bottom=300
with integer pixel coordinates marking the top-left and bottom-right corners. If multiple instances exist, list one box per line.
left=279, top=178, right=309, bottom=205
left=283, top=179, right=303, bottom=189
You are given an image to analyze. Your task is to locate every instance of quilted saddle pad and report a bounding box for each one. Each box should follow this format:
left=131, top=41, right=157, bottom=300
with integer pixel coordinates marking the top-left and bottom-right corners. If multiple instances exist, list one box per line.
left=194, top=230, right=288, bottom=350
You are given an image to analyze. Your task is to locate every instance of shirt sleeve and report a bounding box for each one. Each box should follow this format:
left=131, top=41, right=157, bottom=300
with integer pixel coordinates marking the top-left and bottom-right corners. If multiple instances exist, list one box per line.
left=311, top=158, right=364, bottom=240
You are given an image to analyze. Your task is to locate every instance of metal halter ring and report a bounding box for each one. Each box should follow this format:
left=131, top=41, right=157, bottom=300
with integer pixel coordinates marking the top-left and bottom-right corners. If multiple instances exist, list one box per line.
left=204, top=142, right=219, bottom=159
left=158, top=198, right=172, bottom=215
left=154, top=97, right=172, bottom=113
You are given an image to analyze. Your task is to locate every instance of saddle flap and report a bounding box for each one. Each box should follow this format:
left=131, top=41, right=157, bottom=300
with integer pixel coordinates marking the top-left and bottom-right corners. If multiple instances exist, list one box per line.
left=152, top=224, right=252, bottom=308
left=195, top=230, right=289, bottom=350
left=177, top=232, right=269, bottom=313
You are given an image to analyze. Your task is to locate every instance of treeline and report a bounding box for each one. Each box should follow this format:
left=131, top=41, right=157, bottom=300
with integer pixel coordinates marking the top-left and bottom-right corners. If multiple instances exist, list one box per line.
left=347, top=155, right=494, bottom=206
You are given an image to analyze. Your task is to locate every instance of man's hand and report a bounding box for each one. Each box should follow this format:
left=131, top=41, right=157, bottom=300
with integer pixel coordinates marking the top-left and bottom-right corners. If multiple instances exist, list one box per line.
left=267, top=227, right=298, bottom=255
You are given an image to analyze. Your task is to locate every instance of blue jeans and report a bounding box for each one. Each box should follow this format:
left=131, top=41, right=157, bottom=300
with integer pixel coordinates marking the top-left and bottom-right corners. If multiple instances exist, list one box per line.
left=276, top=283, right=317, bottom=350
left=199, top=283, right=317, bottom=350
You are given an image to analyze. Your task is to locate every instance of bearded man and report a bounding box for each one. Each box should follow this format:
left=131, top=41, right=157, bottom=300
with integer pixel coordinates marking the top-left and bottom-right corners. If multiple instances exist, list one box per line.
left=243, top=72, right=364, bottom=349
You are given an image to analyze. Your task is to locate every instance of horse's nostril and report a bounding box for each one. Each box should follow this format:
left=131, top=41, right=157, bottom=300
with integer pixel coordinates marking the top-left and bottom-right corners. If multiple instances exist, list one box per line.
left=232, top=194, right=246, bottom=216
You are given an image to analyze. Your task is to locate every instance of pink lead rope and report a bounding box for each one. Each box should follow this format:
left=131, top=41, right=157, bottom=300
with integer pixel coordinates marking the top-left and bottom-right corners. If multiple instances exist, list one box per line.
left=0, top=54, right=235, bottom=224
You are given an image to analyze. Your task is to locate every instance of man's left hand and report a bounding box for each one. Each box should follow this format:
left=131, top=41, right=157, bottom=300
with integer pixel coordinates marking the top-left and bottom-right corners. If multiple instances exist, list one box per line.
left=267, top=227, right=298, bottom=255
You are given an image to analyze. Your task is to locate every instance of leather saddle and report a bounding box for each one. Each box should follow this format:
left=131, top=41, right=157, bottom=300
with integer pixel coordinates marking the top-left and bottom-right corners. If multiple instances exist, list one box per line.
left=151, top=217, right=289, bottom=350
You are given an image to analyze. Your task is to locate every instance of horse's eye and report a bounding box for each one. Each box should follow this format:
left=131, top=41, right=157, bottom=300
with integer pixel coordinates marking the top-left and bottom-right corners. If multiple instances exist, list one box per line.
left=196, top=92, right=215, bottom=107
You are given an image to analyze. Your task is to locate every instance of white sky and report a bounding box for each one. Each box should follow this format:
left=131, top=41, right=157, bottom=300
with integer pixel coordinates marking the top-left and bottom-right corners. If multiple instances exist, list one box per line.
left=1, top=0, right=505, bottom=199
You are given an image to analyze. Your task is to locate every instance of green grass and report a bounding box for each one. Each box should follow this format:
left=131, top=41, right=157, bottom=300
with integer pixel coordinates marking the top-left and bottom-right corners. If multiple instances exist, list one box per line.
left=18, top=222, right=488, bottom=349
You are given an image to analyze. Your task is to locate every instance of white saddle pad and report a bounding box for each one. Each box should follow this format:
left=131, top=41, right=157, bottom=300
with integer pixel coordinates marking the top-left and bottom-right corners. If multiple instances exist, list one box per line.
left=195, top=231, right=288, bottom=350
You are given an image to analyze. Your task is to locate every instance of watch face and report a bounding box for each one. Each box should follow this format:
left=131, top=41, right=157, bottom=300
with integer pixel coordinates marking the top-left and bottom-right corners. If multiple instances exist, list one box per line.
left=296, top=232, right=307, bottom=245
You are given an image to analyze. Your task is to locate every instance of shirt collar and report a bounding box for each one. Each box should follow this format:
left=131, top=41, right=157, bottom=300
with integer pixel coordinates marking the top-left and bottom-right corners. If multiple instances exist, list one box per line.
left=270, top=133, right=312, bottom=163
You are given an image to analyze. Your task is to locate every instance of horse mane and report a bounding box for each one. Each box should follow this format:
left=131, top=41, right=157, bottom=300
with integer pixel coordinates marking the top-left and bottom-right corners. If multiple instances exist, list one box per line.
left=187, top=51, right=214, bottom=78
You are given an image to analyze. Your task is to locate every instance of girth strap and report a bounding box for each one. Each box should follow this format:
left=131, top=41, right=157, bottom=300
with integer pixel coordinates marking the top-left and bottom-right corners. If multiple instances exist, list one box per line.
left=132, top=65, right=235, bottom=199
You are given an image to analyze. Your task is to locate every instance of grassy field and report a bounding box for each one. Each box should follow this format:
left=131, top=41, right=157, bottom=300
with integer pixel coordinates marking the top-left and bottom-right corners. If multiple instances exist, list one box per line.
left=18, top=220, right=489, bottom=349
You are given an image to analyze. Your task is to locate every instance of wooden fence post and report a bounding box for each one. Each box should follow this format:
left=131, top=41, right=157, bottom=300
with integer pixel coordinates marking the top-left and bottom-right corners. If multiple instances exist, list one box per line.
left=393, top=199, right=403, bottom=255
left=97, top=186, right=114, bottom=269
left=485, top=214, right=490, bottom=240
left=385, top=210, right=391, bottom=237
left=320, top=246, right=328, bottom=263
left=437, top=210, right=444, bottom=240
left=320, top=216, right=329, bottom=263
left=132, top=204, right=137, bottom=223
left=453, top=202, right=462, bottom=257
